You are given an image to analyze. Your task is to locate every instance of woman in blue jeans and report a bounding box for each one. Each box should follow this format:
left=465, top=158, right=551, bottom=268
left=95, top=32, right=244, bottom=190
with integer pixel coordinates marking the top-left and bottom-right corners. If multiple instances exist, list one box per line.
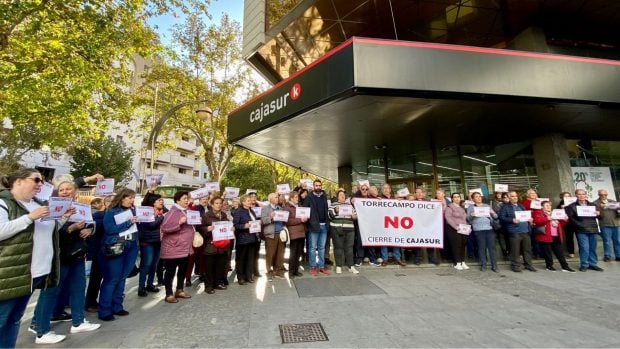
left=99, top=189, right=139, bottom=321
left=31, top=180, right=100, bottom=343
left=137, top=193, right=165, bottom=297
left=466, top=192, right=499, bottom=272
left=0, top=169, right=64, bottom=348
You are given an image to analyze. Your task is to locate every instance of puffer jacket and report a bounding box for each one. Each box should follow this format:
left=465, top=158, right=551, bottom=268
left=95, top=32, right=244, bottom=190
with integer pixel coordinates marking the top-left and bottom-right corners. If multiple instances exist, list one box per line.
left=160, top=205, right=194, bottom=259
left=0, top=190, right=60, bottom=301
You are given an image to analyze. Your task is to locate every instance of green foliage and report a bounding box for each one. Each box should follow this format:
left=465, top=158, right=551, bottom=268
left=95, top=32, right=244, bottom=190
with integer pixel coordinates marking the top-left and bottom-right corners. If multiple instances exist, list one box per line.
left=0, top=0, right=210, bottom=165
left=132, top=14, right=262, bottom=181
left=67, top=136, right=133, bottom=184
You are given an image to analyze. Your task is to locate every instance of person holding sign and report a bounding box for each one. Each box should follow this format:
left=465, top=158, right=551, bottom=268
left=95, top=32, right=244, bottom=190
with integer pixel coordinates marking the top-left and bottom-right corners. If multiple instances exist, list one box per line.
left=197, top=196, right=232, bottom=294
left=0, top=169, right=68, bottom=347
left=444, top=193, right=469, bottom=271
left=159, top=192, right=195, bottom=303
left=556, top=191, right=576, bottom=258
left=261, top=193, right=287, bottom=281
left=466, top=192, right=499, bottom=272
left=303, top=180, right=331, bottom=276
left=283, top=191, right=308, bottom=279
left=532, top=201, right=575, bottom=272
left=136, top=194, right=165, bottom=297
left=593, top=189, right=620, bottom=262
left=565, top=189, right=602, bottom=272
left=232, top=195, right=260, bottom=285
left=31, top=180, right=100, bottom=342
left=99, top=189, right=138, bottom=321
left=328, top=190, right=359, bottom=274
left=499, top=191, right=536, bottom=273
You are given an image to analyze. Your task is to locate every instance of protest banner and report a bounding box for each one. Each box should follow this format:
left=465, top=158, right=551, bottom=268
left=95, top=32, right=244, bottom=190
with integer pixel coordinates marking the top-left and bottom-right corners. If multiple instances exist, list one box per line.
left=354, top=198, right=443, bottom=248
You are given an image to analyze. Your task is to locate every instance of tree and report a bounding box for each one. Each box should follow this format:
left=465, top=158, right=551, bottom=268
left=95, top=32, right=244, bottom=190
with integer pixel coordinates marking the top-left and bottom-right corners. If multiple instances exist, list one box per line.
left=0, top=0, right=209, bottom=171
left=133, top=14, right=263, bottom=181
left=67, top=136, right=134, bottom=185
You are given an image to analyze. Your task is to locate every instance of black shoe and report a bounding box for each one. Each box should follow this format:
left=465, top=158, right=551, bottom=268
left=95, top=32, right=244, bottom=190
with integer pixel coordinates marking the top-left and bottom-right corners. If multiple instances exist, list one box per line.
left=145, top=285, right=160, bottom=293
left=579, top=267, right=587, bottom=272
left=51, top=312, right=72, bottom=323
left=215, top=284, right=227, bottom=290
left=512, top=268, right=522, bottom=273
left=238, top=280, right=246, bottom=285
left=138, top=289, right=147, bottom=297
left=491, top=267, right=499, bottom=273
left=204, top=287, right=215, bottom=294
left=604, top=256, right=611, bottom=262
left=114, top=310, right=129, bottom=316
left=562, top=267, right=576, bottom=273
left=524, top=265, right=537, bottom=272
left=99, top=315, right=115, bottom=321
left=325, top=259, right=334, bottom=266
left=480, top=266, right=487, bottom=271
left=588, top=265, right=604, bottom=271
left=545, top=266, right=556, bottom=272
left=248, top=278, right=255, bottom=283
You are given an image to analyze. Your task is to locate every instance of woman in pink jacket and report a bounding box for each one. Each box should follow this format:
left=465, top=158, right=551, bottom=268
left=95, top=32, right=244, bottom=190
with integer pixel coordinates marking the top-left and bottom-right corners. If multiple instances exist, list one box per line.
left=160, top=191, right=194, bottom=303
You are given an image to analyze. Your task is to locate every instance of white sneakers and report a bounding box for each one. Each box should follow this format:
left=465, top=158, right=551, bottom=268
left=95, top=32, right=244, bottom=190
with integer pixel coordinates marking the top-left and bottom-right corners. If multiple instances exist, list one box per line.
left=70, top=320, right=101, bottom=333
left=35, top=331, right=66, bottom=344
left=349, top=266, right=359, bottom=274
left=454, top=262, right=471, bottom=270
left=335, top=266, right=342, bottom=274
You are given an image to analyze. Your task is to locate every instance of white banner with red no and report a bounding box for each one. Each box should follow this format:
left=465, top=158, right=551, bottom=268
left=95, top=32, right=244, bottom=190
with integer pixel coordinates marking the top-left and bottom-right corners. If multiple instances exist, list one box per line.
left=354, top=198, right=444, bottom=248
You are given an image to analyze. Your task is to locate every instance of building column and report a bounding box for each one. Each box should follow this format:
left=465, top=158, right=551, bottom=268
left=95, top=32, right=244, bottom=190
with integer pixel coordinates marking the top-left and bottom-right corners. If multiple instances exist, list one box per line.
left=532, top=134, right=574, bottom=205
left=337, top=166, right=353, bottom=194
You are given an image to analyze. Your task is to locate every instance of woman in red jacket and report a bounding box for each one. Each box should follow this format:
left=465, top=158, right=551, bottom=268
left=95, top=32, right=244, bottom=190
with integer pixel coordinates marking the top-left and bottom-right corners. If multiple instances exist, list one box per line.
left=160, top=191, right=195, bottom=303
left=532, top=201, right=576, bottom=272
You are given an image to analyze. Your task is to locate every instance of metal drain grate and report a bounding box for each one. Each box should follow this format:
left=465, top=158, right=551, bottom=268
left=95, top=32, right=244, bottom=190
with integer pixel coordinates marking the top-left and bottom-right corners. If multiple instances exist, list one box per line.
left=279, top=323, right=328, bottom=344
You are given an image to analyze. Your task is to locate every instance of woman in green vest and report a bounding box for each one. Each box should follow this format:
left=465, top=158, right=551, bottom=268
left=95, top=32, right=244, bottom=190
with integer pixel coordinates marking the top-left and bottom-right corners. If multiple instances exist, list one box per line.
left=0, top=168, right=64, bottom=348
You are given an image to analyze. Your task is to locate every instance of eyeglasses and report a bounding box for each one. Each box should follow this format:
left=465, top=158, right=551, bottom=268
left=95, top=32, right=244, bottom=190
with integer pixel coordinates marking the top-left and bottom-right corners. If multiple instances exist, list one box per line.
left=27, top=177, right=43, bottom=184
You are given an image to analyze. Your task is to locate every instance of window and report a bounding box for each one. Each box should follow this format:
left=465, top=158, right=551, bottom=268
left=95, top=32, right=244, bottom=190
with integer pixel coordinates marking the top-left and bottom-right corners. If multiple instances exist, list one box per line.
left=193, top=170, right=199, bottom=177
left=203, top=173, right=208, bottom=179
left=146, top=163, right=159, bottom=170
left=178, top=168, right=187, bottom=174
left=181, top=135, right=190, bottom=142
left=179, top=153, right=187, bottom=158
left=116, top=135, right=123, bottom=143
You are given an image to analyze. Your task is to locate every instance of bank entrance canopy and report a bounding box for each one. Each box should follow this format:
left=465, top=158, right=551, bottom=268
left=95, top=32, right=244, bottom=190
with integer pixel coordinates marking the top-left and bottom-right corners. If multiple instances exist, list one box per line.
left=228, top=37, right=620, bottom=182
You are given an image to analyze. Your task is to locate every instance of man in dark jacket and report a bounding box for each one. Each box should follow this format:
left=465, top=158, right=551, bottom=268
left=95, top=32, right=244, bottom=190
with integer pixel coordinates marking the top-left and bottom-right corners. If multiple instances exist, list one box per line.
left=565, top=189, right=602, bottom=271
left=499, top=191, right=536, bottom=272
left=303, top=180, right=330, bottom=275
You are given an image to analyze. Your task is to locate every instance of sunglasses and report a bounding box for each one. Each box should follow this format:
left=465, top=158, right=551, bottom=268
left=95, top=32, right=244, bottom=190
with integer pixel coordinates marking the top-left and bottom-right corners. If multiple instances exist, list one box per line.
left=28, top=177, right=43, bottom=184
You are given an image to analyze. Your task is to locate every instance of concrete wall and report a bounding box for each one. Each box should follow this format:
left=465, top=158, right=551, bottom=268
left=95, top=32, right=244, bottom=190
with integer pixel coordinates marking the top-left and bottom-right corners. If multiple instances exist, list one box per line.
left=532, top=134, right=575, bottom=206
left=242, top=0, right=266, bottom=59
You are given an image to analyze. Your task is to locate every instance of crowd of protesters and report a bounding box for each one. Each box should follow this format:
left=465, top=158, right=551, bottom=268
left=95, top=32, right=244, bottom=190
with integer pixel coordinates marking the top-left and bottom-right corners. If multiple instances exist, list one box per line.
left=1, top=167, right=618, bottom=348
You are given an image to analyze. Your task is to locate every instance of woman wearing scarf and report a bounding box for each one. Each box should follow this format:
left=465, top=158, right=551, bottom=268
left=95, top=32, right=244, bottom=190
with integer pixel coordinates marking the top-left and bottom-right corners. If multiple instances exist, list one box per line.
left=160, top=191, right=194, bottom=303
left=137, top=193, right=165, bottom=297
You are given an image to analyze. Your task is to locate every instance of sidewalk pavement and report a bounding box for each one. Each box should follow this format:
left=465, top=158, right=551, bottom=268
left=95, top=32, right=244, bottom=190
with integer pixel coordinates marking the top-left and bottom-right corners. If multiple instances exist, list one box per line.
left=16, top=255, right=620, bottom=348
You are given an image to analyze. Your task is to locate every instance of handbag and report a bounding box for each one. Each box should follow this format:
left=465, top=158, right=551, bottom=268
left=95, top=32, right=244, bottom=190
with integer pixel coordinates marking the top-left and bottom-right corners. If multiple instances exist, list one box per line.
left=103, top=238, right=125, bottom=257
left=192, top=231, right=204, bottom=248
left=534, top=225, right=546, bottom=234
left=61, top=239, right=89, bottom=262
left=279, top=226, right=289, bottom=243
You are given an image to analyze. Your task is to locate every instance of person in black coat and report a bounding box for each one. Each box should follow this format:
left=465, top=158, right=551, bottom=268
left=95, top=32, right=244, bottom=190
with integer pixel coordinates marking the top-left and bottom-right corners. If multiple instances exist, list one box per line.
left=136, top=193, right=165, bottom=296
left=232, top=195, right=259, bottom=284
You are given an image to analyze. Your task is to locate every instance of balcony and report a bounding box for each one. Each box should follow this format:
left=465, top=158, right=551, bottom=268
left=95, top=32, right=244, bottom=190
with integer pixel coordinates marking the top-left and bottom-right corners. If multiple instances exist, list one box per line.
left=171, top=155, right=195, bottom=169
left=143, top=151, right=171, bottom=164
left=175, top=138, right=196, bottom=152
